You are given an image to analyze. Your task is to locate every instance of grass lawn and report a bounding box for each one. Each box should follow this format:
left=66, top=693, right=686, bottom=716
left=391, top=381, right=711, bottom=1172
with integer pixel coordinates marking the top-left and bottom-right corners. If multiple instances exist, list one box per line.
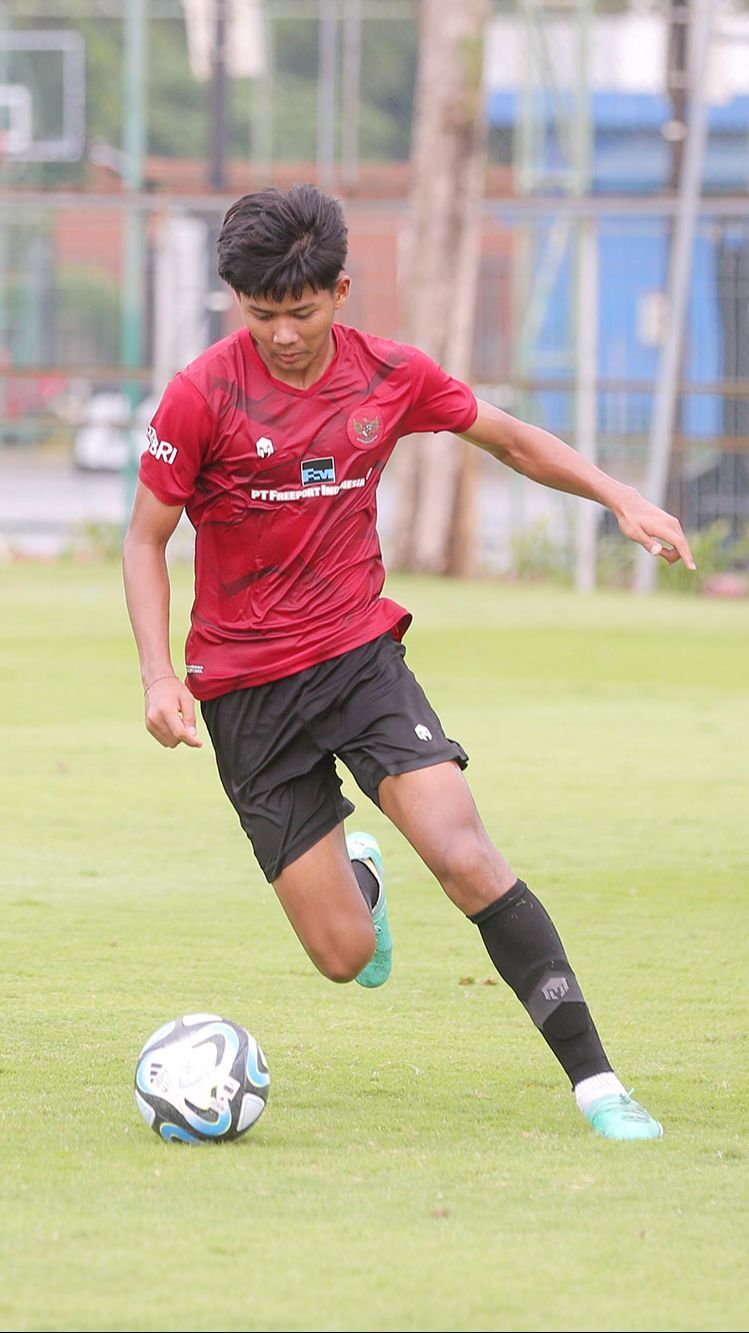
left=1, top=560, right=747, bottom=1332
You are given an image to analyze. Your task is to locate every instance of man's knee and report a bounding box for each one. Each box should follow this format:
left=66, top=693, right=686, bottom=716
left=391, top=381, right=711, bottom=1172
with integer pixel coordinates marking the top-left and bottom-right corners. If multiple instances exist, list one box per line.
left=434, top=830, right=513, bottom=903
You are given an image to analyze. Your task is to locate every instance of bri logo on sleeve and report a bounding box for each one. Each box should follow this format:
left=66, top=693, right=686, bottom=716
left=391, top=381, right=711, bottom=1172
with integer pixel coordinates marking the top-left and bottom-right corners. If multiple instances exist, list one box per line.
left=146, top=425, right=178, bottom=465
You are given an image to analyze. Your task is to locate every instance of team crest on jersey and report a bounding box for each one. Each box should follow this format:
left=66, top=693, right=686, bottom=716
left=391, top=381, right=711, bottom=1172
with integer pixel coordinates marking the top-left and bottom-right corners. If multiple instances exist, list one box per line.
left=351, top=413, right=380, bottom=446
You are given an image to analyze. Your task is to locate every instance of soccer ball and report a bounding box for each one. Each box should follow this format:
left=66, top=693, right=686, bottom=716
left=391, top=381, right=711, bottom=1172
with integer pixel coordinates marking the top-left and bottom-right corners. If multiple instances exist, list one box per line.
left=134, top=1013, right=270, bottom=1144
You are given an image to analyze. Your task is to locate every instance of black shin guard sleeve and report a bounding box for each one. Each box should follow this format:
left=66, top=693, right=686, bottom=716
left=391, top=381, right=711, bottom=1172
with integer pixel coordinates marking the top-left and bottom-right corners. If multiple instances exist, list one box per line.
left=351, top=859, right=379, bottom=911
left=470, top=880, right=612, bottom=1086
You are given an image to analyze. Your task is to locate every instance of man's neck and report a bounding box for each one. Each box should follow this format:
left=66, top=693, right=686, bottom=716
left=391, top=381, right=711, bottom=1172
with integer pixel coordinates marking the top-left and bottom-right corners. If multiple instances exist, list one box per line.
left=254, top=330, right=338, bottom=390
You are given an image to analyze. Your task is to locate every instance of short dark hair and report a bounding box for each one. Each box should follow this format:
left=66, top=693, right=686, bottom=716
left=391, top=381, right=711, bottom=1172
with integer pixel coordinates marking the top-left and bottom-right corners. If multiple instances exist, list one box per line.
left=216, top=183, right=348, bottom=302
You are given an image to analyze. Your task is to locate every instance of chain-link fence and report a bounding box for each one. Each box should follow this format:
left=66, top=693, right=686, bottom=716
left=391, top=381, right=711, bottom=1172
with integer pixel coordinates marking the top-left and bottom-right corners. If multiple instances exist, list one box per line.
left=1, top=1, right=748, bottom=570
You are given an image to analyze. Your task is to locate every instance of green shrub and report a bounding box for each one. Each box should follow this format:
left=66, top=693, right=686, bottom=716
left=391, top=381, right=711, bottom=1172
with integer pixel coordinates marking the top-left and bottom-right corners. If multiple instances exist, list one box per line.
left=507, top=516, right=573, bottom=585
left=657, top=520, right=749, bottom=594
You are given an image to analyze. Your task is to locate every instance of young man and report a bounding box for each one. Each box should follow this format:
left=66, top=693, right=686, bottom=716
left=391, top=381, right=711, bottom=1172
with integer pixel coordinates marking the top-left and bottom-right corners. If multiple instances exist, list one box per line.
left=123, top=183, right=695, bottom=1141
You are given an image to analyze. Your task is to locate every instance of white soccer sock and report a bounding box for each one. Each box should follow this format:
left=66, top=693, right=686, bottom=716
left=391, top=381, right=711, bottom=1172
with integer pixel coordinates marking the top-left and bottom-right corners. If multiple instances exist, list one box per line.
left=573, top=1071, right=628, bottom=1115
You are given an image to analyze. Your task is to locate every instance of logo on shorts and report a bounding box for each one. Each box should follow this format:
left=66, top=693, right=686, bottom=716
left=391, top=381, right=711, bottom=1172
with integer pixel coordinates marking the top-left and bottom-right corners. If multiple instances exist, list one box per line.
left=186, top=664, right=204, bottom=674
left=542, top=976, right=569, bottom=1002
left=256, top=436, right=274, bottom=458
left=414, top=723, right=433, bottom=742
left=301, top=457, right=335, bottom=485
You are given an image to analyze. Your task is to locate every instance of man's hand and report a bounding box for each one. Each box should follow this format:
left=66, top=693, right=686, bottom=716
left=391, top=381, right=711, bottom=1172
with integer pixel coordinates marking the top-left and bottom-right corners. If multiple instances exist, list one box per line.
left=613, top=488, right=696, bottom=570
left=144, top=676, right=203, bottom=749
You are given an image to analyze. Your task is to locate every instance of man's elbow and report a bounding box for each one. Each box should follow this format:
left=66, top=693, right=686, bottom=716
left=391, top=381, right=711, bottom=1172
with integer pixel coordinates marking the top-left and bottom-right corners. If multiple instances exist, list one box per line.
left=122, top=528, right=169, bottom=566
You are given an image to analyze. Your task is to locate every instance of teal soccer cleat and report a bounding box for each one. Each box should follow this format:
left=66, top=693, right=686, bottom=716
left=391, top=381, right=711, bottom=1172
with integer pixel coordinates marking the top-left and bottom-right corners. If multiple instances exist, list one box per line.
left=586, top=1091, right=664, bottom=1141
left=346, top=831, right=392, bottom=989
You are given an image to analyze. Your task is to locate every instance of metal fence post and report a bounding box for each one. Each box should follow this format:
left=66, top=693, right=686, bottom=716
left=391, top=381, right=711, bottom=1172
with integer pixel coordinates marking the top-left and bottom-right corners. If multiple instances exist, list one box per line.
left=121, top=0, right=147, bottom=525
left=634, top=0, right=715, bottom=592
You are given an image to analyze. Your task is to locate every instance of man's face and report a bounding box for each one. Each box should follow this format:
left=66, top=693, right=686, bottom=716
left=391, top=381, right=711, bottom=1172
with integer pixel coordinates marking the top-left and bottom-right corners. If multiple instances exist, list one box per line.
left=236, top=278, right=350, bottom=383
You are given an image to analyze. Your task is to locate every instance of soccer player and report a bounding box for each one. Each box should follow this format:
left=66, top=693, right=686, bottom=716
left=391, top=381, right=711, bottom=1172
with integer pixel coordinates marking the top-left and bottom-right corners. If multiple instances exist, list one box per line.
left=123, top=184, right=695, bottom=1141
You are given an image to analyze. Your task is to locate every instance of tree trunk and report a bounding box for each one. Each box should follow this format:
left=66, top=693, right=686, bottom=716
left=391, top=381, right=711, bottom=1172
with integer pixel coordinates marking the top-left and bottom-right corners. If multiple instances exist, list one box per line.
left=391, top=0, right=490, bottom=575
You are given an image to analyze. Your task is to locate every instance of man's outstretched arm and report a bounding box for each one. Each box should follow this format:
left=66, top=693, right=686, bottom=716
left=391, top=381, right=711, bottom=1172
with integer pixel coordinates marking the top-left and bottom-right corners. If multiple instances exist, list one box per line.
left=460, top=398, right=696, bottom=570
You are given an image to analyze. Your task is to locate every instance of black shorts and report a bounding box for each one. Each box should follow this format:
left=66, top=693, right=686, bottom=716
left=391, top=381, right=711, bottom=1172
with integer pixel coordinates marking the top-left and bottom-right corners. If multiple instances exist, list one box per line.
left=200, top=633, right=468, bottom=883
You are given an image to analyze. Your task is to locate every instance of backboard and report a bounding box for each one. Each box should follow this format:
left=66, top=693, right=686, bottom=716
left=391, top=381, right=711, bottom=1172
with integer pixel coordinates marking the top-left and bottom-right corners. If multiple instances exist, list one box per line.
left=0, top=30, right=84, bottom=162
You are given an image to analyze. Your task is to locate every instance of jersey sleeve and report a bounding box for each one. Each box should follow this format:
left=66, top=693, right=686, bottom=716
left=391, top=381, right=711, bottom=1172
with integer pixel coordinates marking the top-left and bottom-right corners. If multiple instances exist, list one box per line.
left=399, top=346, right=478, bottom=436
left=138, top=373, right=214, bottom=506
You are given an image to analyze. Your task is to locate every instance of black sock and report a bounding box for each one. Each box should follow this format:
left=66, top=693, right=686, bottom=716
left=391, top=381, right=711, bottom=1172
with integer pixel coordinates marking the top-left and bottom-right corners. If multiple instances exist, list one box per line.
left=470, top=880, right=612, bottom=1087
left=352, top=859, right=379, bottom=911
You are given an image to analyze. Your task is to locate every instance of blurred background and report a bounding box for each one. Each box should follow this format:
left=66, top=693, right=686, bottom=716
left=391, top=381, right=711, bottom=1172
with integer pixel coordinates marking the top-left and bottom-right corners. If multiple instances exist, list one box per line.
left=1, top=0, right=748, bottom=591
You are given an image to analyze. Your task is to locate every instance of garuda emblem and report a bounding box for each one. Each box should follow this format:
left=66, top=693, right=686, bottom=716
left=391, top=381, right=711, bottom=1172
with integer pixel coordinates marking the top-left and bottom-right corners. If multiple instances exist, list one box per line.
left=352, top=414, right=380, bottom=446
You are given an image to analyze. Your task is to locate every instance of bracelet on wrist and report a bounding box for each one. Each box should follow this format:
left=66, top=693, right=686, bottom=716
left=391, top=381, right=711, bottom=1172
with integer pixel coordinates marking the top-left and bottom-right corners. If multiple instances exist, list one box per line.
left=144, top=673, right=179, bottom=695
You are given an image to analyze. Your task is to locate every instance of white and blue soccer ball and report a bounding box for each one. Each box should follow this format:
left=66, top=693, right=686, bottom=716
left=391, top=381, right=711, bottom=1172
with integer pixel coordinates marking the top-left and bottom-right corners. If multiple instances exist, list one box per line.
left=134, top=1013, right=270, bottom=1144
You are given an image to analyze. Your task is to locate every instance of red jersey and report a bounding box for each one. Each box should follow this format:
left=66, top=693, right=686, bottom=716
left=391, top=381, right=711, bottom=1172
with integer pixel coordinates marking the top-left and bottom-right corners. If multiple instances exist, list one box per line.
left=139, top=323, right=477, bottom=699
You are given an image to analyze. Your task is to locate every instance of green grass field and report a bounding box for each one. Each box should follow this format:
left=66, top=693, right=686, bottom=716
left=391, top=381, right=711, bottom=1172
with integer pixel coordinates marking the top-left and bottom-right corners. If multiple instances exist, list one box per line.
left=1, top=560, right=747, bottom=1333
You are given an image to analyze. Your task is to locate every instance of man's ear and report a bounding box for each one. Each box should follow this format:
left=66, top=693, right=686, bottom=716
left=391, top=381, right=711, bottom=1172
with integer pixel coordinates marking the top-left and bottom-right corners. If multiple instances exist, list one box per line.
left=334, top=275, right=351, bottom=309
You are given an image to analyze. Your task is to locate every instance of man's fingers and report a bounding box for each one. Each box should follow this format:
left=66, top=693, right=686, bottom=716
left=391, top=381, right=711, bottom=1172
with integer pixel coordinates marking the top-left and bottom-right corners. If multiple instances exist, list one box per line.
left=631, top=511, right=696, bottom=569
left=144, top=680, right=203, bottom=749
left=662, top=526, right=696, bottom=570
left=655, top=514, right=696, bottom=569
left=659, top=545, right=681, bottom=566
left=146, top=711, right=203, bottom=748
left=644, top=536, right=692, bottom=567
left=619, top=492, right=696, bottom=570
left=178, top=693, right=203, bottom=747
left=145, top=709, right=182, bottom=747
left=181, top=722, right=203, bottom=748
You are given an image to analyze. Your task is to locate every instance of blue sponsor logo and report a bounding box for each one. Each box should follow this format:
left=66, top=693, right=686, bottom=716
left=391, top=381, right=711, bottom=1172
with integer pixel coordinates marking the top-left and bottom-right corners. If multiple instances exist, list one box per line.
left=301, top=457, right=335, bottom=485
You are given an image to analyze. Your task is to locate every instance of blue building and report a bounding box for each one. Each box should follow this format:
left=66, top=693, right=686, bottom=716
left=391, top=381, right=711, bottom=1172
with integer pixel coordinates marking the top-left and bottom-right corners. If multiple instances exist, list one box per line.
left=486, top=88, right=749, bottom=531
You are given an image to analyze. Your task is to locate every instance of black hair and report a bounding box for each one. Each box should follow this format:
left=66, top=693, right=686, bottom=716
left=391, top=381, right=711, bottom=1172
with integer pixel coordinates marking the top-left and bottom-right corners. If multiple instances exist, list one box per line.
left=216, top=183, right=348, bottom=302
